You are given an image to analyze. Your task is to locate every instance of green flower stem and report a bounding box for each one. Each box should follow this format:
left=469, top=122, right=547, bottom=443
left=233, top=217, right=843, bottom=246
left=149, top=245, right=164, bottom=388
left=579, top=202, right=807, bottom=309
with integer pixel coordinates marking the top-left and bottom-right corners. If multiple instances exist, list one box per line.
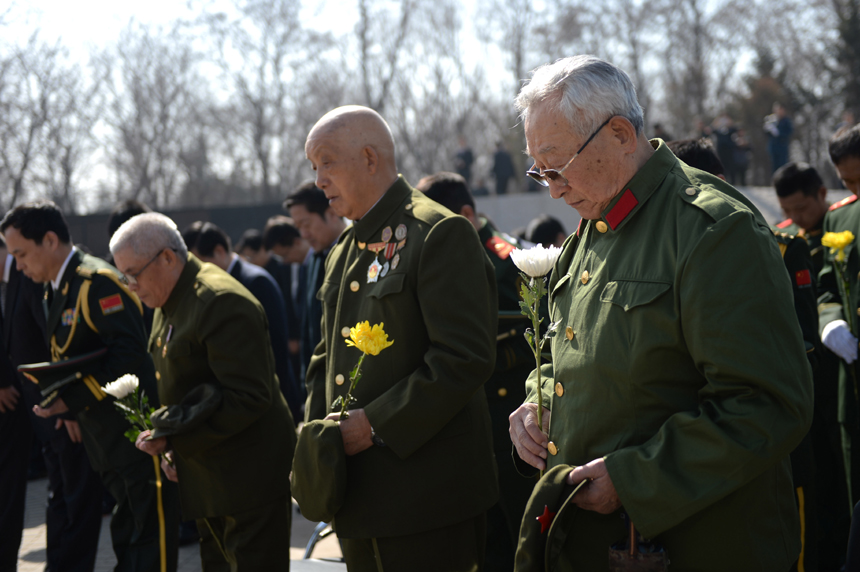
left=529, top=281, right=546, bottom=478
left=834, top=260, right=860, bottom=402
left=340, top=353, right=367, bottom=420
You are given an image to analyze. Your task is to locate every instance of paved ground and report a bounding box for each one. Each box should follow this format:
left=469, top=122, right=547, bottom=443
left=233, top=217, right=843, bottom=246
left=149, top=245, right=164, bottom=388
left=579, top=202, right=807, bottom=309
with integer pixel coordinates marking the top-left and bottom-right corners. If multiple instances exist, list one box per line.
left=17, top=477, right=343, bottom=571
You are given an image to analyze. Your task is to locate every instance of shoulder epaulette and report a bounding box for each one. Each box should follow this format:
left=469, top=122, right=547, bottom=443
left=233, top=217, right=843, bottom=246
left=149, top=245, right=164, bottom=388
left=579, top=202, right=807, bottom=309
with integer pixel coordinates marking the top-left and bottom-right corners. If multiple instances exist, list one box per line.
left=830, top=194, right=858, bottom=211
left=76, top=266, right=93, bottom=279
left=486, top=235, right=514, bottom=260
left=771, top=230, right=795, bottom=244
left=776, top=218, right=794, bottom=229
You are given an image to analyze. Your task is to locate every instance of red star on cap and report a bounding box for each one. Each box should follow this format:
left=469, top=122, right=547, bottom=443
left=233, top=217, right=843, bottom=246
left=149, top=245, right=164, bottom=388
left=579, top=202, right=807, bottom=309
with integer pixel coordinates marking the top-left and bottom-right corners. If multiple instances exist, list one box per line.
left=536, top=505, right=556, bottom=534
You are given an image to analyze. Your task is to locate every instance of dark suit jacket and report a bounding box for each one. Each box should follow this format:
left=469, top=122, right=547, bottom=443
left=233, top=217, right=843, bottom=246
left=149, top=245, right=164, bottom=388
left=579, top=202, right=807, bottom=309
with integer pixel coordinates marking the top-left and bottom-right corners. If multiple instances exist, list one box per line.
left=230, top=257, right=300, bottom=418
left=2, top=265, right=53, bottom=440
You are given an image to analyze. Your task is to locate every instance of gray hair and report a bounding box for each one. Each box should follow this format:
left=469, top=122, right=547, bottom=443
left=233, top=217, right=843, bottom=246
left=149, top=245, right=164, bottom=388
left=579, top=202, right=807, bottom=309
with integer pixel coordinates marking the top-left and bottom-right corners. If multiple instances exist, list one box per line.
left=109, top=212, right=188, bottom=262
left=515, top=55, right=644, bottom=139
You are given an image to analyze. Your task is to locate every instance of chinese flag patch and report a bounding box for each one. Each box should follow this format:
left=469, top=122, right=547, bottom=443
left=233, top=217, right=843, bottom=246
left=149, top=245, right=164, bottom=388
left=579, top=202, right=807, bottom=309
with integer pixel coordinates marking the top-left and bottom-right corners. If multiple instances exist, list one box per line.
left=99, top=294, right=124, bottom=315
left=795, top=269, right=812, bottom=288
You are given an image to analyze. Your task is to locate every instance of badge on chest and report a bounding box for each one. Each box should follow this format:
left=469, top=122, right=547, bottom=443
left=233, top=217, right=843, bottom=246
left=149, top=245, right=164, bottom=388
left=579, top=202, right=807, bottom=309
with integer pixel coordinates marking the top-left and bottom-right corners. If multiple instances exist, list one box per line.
left=61, top=308, right=80, bottom=326
left=366, top=225, right=408, bottom=283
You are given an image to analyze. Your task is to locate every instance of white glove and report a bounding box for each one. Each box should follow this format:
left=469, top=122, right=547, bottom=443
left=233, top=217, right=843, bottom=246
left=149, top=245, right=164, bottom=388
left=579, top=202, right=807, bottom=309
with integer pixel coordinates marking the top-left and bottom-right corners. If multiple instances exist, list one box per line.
left=822, top=320, right=858, bottom=364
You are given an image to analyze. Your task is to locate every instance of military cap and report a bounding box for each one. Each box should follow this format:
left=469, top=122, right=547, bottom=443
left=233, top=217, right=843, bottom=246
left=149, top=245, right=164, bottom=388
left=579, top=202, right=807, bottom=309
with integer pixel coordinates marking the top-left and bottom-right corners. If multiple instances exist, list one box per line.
left=150, top=383, right=222, bottom=439
left=515, top=464, right=588, bottom=572
left=290, top=418, right=346, bottom=523
left=18, top=347, right=109, bottom=407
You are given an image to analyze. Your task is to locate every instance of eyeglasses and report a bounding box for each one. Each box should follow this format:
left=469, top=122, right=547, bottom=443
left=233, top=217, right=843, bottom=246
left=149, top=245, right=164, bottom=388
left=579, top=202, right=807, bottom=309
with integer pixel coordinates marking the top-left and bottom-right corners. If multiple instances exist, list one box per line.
left=119, top=249, right=172, bottom=286
left=526, top=116, right=614, bottom=187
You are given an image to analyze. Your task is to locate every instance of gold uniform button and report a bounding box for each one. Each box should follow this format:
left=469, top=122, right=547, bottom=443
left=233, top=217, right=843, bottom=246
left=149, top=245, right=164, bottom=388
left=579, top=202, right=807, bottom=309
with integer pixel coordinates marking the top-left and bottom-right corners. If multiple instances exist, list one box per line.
left=685, top=187, right=697, bottom=196
left=554, top=382, right=564, bottom=397
left=341, top=327, right=351, bottom=338
left=497, top=387, right=508, bottom=397
left=193, top=281, right=199, bottom=289
left=335, top=374, right=345, bottom=385
left=857, top=307, right=860, bottom=317
left=547, top=442, right=558, bottom=456
left=350, top=281, right=360, bottom=292
left=358, top=241, right=366, bottom=250
left=565, top=326, right=575, bottom=341
left=581, top=270, right=589, bottom=284
left=156, top=337, right=162, bottom=348
left=155, top=371, right=161, bottom=380
left=405, top=204, right=413, bottom=210
left=595, top=221, right=608, bottom=233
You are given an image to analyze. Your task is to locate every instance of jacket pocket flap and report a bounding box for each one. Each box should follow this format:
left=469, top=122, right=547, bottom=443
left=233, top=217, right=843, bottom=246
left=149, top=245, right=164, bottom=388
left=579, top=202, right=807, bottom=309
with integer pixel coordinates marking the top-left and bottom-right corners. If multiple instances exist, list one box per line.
left=368, top=273, right=406, bottom=299
left=600, top=280, right=670, bottom=311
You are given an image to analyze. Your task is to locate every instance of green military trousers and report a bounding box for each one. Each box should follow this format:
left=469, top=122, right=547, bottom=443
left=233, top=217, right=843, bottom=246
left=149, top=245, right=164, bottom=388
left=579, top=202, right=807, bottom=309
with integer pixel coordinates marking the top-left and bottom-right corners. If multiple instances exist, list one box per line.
left=339, top=513, right=486, bottom=572
left=197, top=494, right=292, bottom=571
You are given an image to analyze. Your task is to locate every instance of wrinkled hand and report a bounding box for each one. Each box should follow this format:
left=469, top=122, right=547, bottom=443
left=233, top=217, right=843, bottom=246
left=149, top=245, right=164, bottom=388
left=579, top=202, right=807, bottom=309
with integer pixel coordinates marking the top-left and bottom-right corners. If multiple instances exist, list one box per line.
left=823, top=320, right=858, bottom=363
left=0, top=385, right=20, bottom=413
left=566, top=458, right=621, bottom=514
left=324, top=408, right=373, bottom=456
left=57, top=418, right=82, bottom=443
left=161, top=452, right=178, bottom=483
left=135, top=430, right=168, bottom=456
left=509, top=403, right=551, bottom=471
left=34, top=398, right=68, bottom=418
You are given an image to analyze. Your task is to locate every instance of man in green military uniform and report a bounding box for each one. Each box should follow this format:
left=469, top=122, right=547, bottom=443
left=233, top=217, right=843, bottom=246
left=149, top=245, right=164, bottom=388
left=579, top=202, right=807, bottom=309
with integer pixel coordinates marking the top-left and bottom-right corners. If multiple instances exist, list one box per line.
left=298, top=106, right=499, bottom=571
left=418, top=171, right=538, bottom=570
left=1, top=200, right=179, bottom=572
left=109, top=212, right=296, bottom=571
left=819, top=125, right=860, bottom=527
left=508, top=56, right=813, bottom=570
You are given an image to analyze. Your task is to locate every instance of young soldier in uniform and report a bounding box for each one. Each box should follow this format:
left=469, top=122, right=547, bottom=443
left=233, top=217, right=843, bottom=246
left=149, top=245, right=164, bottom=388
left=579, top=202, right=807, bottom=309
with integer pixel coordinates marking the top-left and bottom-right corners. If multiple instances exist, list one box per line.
left=1, top=200, right=178, bottom=572
left=773, top=162, right=831, bottom=271
left=297, top=106, right=499, bottom=571
left=820, top=125, right=860, bottom=533
left=509, top=56, right=812, bottom=571
left=418, top=171, right=538, bottom=570
left=111, top=213, right=296, bottom=571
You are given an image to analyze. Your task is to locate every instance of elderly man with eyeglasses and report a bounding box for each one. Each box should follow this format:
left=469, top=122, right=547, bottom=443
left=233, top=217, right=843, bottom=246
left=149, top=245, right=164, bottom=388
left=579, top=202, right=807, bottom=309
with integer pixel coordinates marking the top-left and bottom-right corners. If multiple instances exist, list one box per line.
left=1, top=200, right=180, bottom=572
left=509, top=56, right=813, bottom=570
left=110, top=212, right=297, bottom=572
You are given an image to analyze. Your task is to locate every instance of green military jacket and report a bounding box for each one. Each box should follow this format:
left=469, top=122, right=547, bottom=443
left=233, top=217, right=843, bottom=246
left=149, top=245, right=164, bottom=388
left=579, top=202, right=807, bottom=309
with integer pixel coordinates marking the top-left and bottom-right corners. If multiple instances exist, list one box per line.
left=477, top=219, right=535, bottom=452
left=45, top=249, right=157, bottom=471
left=526, top=142, right=813, bottom=570
left=304, top=176, right=500, bottom=539
left=151, top=255, right=296, bottom=519
left=777, top=217, right=826, bottom=276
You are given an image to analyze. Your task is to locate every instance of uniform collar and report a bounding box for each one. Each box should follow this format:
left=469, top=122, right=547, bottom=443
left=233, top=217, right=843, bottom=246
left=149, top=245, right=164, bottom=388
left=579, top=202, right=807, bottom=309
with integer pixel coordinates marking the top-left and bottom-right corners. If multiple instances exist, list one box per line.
left=586, top=140, right=675, bottom=235
left=162, top=254, right=202, bottom=317
left=51, top=246, right=77, bottom=291
left=477, top=218, right=493, bottom=243
left=226, top=253, right=239, bottom=275
left=3, top=253, right=11, bottom=283
left=352, top=176, right=412, bottom=244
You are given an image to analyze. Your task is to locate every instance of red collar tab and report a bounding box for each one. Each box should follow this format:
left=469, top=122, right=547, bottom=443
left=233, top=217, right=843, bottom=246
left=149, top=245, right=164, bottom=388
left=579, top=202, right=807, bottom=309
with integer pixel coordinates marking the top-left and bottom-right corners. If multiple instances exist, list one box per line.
left=485, top=236, right=514, bottom=260
left=830, top=195, right=858, bottom=211
left=576, top=219, right=582, bottom=237
left=605, top=189, right=639, bottom=230
left=776, top=218, right=794, bottom=229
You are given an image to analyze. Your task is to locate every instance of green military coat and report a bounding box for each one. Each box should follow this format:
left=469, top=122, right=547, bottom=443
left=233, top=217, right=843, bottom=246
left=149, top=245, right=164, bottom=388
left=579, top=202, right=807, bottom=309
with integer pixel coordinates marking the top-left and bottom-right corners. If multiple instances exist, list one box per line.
left=45, top=249, right=157, bottom=471
left=150, top=255, right=296, bottom=519
left=304, top=176, right=499, bottom=539
left=526, top=142, right=813, bottom=570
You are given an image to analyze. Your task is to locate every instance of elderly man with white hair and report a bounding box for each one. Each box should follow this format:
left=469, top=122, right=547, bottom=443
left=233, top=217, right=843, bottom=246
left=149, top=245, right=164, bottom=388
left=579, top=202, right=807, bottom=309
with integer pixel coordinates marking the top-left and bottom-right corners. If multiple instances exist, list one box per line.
left=110, top=213, right=297, bottom=572
left=508, top=55, right=813, bottom=570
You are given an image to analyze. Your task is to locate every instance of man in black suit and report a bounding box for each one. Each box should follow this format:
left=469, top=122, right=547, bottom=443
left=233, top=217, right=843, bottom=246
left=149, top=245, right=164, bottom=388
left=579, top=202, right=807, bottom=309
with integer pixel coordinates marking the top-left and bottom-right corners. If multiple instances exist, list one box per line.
left=0, top=234, right=103, bottom=572
left=284, top=183, right=347, bottom=381
left=182, top=222, right=301, bottom=419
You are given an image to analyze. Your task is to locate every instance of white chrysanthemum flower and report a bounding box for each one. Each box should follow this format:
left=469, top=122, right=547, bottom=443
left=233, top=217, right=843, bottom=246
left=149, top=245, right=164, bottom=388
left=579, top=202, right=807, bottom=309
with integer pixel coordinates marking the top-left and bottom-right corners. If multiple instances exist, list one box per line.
left=510, top=244, right=563, bottom=278
left=103, top=374, right=139, bottom=399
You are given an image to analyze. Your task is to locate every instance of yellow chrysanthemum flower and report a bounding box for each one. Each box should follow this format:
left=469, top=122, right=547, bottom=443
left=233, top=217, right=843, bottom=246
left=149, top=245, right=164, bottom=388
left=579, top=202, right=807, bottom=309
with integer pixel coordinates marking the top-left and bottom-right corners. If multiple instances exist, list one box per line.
left=822, top=230, right=855, bottom=262
left=345, top=321, right=394, bottom=356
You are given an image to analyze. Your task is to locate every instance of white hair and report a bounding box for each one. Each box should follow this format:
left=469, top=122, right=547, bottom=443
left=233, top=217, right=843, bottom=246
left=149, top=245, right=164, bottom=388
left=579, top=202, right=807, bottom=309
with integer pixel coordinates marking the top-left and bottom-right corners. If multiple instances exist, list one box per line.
left=515, top=55, right=644, bottom=139
left=109, top=212, right=188, bottom=261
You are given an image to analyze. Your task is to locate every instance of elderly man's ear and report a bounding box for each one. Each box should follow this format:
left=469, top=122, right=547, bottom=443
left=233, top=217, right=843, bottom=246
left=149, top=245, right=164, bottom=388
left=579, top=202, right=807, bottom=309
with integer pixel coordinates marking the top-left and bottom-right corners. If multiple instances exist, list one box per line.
left=361, top=145, right=379, bottom=175
left=608, top=116, right=639, bottom=153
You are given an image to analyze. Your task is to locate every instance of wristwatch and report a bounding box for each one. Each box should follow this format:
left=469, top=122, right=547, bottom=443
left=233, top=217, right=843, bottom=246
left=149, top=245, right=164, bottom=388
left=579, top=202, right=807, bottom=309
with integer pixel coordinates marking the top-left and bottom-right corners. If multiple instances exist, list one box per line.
left=370, top=426, right=386, bottom=447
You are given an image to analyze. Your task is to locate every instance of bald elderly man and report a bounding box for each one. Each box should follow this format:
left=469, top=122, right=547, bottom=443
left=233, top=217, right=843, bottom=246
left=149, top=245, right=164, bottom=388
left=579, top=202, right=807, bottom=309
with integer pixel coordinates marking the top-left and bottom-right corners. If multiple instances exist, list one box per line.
left=508, top=55, right=813, bottom=570
left=110, top=213, right=297, bottom=571
left=297, top=105, right=499, bottom=571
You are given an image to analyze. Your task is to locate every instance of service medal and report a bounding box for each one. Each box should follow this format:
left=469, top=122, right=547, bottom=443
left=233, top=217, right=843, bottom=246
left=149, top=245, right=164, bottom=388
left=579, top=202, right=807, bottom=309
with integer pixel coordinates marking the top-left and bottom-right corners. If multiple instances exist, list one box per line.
left=367, top=259, right=382, bottom=283
left=395, top=224, right=407, bottom=241
left=384, top=242, right=397, bottom=260
left=381, top=226, right=393, bottom=243
left=380, top=261, right=390, bottom=278
left=397, top=238, right=407, bottom=250
left=391, top=253, right=401, bottom=270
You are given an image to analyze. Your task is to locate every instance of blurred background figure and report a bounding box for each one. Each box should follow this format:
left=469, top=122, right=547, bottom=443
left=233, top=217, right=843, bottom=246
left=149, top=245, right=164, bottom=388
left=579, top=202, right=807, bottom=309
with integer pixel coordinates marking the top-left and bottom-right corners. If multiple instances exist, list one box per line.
left=492, top=140, right=515, bottom=195
left=765, top=102, right=794, bottom=173
left=454, top=136, right=474, bottom=186
left=525, top=214, right=567, bottom=248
